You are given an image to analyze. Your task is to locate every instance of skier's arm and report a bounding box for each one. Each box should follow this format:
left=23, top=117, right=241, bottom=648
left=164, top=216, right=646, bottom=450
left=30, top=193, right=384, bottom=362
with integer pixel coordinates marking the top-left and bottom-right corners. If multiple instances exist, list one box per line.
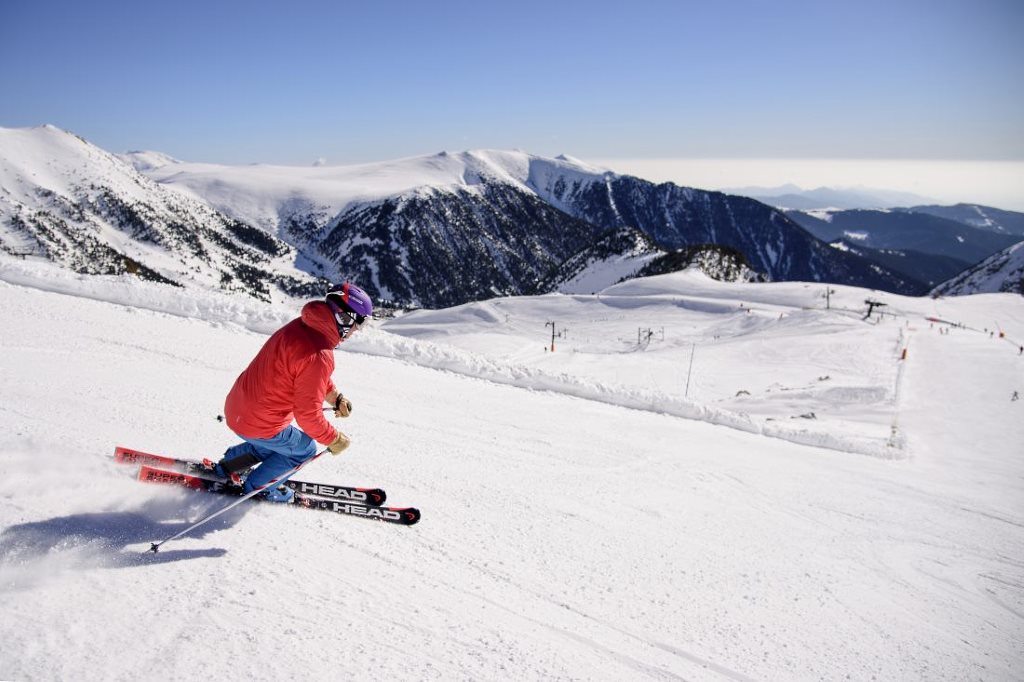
left=293, top=353, right=338, bottom=445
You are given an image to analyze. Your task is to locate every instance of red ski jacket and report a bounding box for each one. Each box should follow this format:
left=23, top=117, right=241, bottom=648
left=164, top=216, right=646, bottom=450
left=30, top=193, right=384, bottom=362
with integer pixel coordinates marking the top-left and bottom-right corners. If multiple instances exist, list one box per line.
left=224, top=301, right=340, bottom=444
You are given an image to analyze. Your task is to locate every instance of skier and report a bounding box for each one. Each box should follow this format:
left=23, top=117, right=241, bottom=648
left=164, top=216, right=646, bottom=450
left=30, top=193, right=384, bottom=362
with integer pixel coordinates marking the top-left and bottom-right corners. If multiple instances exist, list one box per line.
left=212, top=282, right=373, bottom=502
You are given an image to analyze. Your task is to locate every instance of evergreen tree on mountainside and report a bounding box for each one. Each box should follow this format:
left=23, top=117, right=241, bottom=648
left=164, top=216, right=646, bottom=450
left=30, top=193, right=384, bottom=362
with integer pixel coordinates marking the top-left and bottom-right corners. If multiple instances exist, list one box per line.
left=636, top=244, right=766, bottom=283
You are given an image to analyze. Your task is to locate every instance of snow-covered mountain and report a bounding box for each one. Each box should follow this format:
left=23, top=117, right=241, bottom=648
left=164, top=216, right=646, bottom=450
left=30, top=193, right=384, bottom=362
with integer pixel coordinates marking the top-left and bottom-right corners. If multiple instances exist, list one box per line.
left=787, top=209, right=1020, bottom=264
left=131, top=144, right=921, bottom=301
left=827, top=239, right=971, bottom=289
left=634, top=243, right=765, bottom=284
left=4, top=126, right=920, bottom=307
left=539, top=227, right=762, bottom=295
left=118, top=149, right=182, bottom=173
left=0, top=125, right=320, bottom=302
left=904, top=203, right=1024, bottom=237
left=501, top=165, right=918, bottom=294
left=539, top=227, right=663, bottom=295
left=932, top=239, right=1024, bottom=296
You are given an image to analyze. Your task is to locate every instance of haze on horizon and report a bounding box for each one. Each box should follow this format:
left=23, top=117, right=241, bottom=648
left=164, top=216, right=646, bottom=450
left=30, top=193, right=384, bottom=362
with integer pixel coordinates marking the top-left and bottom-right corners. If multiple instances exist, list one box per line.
left=1, top=0, right=1022, bottom=208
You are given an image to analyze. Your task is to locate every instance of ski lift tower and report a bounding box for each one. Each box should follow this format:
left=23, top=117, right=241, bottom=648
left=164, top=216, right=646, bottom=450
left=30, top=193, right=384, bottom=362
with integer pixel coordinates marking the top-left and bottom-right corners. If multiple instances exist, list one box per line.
left=824, top=287, right=836, bottom=309
left=864, top=299, right=887, bottom=320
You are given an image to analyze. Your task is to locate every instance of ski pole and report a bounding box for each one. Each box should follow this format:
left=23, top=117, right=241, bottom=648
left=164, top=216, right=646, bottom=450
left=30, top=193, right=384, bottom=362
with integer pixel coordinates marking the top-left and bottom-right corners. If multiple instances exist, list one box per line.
left=147, top=447, right=330, bottom=553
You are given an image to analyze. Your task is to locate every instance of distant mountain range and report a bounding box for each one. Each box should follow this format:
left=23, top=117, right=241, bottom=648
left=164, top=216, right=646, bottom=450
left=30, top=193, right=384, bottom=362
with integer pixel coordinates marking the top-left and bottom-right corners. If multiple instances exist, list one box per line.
left=784, top=208, right=1024, bottom=291
left=786, top=209, right=1021, bottom=263
left=901, top=204, right=1024, bottom=237
left=725, top=184, right=936, bottom=210
left=1, top=125, right=1019, bottom=304
left=826, top=240, right=974, bottom=289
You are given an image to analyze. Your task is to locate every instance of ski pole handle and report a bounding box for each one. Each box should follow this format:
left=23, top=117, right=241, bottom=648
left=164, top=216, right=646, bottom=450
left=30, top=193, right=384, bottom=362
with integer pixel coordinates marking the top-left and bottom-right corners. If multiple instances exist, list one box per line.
left=324, top=395, right=352, bottom=415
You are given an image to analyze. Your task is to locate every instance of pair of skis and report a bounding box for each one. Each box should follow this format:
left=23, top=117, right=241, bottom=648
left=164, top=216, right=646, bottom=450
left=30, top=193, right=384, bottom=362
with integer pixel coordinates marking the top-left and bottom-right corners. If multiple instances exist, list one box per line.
left=115, top=446, right=421, bottom=527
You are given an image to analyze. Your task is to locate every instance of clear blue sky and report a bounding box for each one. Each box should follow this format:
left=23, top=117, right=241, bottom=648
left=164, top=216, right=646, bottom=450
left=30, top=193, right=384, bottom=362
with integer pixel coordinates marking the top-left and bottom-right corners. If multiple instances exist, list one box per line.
left=1, top=0, right=1021, bottom=165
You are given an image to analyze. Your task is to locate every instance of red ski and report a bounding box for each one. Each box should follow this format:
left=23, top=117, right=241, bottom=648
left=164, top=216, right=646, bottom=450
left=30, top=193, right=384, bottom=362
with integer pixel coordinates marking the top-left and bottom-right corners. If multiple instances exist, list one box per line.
left=115, top=445, right=386, bottom=506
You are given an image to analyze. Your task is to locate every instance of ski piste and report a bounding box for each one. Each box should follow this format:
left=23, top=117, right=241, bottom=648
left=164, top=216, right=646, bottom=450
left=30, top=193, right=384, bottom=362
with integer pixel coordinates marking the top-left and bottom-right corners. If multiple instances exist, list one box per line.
left=114, top=446, right=386, bottom=506
left=138, top=465, right=422, bottom=526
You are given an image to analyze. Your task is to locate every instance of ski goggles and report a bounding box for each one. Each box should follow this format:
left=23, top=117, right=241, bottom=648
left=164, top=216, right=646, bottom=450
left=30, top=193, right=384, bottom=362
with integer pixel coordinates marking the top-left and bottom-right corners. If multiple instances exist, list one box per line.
left=327, top=300, right=366, bottom=338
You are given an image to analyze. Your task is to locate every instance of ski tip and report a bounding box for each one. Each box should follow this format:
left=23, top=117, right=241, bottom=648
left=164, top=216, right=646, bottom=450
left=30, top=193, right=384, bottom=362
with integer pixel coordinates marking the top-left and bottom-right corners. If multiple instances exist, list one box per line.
left=114, top=445, right=144, bottom=458
left=400, top=508, right=422, bottom=526
left=114, top=446, right=175, bottom=467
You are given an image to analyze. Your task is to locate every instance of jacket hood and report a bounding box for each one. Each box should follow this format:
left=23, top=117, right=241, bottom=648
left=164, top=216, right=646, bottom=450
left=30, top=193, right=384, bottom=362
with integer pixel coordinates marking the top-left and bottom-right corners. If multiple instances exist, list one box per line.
left=300, top=301, right=342, bottom=347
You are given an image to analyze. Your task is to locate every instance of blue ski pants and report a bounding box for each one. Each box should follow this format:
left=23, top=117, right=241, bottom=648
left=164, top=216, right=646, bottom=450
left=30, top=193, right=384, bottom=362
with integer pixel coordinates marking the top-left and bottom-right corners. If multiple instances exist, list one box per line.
left=224, top=425, right=318, bottom=493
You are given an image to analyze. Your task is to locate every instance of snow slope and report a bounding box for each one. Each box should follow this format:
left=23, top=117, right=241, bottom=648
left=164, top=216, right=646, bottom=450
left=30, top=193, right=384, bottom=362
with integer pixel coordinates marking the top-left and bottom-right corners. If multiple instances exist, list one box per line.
left=382, top=269, right=1021, bottom=458
left=556, top=250, right=661, bottom=295
left=932, top=239, right=1024, bottom=296
left=1, top=259, right=1022, bottom=681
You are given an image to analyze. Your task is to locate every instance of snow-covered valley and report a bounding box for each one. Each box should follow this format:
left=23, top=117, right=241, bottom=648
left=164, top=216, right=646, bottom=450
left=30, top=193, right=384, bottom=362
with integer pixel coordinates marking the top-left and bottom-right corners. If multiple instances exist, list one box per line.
left=1, top=260, right=1022, bottom=680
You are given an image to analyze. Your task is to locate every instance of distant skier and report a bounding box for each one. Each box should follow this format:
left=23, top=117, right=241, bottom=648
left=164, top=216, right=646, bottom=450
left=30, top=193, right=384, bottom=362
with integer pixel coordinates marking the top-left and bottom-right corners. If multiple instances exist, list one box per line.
left=212, top=282, right=373, bottom=502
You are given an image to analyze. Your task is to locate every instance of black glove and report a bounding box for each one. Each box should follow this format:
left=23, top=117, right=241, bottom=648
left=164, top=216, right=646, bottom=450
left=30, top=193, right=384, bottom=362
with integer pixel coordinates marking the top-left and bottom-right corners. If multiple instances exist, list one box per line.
left=334, top=395, right=353, bottom=418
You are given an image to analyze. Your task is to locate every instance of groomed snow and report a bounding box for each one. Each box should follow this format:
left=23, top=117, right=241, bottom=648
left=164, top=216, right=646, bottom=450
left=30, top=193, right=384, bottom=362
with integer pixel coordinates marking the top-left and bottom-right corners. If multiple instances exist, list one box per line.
left=1, top=258, right=1022, bottom=681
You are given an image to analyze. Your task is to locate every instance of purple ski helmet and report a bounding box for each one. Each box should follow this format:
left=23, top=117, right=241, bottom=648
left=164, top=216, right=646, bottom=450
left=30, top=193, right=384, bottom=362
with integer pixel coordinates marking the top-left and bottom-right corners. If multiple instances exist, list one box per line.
left=325, top=282, right=373, bottom=339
